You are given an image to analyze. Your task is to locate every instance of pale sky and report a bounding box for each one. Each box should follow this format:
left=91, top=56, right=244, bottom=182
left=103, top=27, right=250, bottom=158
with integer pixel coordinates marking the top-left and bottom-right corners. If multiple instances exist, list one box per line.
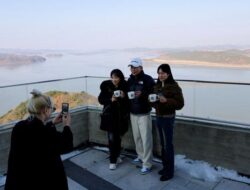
left=1, top=0, right=250, bottom=51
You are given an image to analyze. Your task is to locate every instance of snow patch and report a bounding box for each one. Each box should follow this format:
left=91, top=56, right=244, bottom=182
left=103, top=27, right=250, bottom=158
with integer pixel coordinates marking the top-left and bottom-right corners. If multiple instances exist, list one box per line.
left=0, top=175, right=6, bottom=186
left=175, top=155, right=250, bottom=183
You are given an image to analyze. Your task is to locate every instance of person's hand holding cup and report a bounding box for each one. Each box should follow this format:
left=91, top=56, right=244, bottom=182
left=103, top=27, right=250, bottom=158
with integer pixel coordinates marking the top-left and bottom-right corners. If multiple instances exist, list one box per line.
left=159, top=95, right=167, bottom=103
left=135, top=91, right=142, bottom=98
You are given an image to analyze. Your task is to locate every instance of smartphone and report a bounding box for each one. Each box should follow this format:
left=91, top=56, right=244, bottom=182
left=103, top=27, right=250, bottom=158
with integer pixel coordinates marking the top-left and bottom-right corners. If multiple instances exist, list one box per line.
left=61, top=103, right=69, bottom=115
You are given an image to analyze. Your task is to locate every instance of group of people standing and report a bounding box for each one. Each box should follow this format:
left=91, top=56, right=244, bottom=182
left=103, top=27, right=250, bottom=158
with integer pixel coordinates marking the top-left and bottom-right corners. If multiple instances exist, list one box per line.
left=4, top=57, right=184, bottom=190
left=98, top=58, right=184, bottom=181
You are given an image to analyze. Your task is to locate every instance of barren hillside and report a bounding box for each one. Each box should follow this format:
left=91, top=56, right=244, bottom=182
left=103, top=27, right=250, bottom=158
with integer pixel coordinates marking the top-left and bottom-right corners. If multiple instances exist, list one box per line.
left=0, top=91, right=99, bottom=125
left=145, top=50, right=250, bottom=68
left=0, top=53, right=46, bottom=66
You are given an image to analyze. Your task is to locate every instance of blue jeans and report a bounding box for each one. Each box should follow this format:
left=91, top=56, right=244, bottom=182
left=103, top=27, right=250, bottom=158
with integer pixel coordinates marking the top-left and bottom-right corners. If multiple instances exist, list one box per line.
left=156, top=116, right=175, bottom=176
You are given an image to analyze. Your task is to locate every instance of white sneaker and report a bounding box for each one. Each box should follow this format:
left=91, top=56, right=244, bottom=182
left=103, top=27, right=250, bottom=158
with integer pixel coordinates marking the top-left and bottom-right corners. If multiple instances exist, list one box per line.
left=140, top=166, right=152, bottom=175
left=109, top=163, right=117, bottom=170
left=132, top=157, right=142, bottom=165
left=117, top=157, right=122, bottom=164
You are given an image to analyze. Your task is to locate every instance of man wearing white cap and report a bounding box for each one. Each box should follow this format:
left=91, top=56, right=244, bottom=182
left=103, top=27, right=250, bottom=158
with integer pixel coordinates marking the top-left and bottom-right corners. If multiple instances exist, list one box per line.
left=127, top=57, right=155, bottom=174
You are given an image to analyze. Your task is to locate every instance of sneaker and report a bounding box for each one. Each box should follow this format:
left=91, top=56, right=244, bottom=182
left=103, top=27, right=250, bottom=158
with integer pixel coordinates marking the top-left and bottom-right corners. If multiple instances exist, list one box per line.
left=140, top=166, right=152, bottom=175
left=109, top=163, right=117, bottom=170
left=132, top=157, right=142, bottom=165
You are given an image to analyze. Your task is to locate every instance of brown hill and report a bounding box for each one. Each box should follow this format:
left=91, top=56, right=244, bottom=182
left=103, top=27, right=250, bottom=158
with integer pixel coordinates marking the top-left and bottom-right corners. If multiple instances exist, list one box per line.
left=145, top=50, right=250, bottom=68
left=0, top=53, right=46, bottom=66
left=0, top=91, right=99, bottom=125
left=159, top=51, right=250, bottom=64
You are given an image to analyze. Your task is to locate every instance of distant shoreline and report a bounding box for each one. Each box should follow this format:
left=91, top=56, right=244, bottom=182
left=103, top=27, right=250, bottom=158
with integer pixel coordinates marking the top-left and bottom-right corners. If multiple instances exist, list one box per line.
left=144, top=58, right=250, bottom=68
left=0, top=54, right=46, bottom=67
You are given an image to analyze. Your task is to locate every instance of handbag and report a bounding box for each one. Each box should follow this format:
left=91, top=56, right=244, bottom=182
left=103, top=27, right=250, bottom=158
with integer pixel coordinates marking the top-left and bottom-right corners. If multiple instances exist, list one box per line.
left=100, top=105, right=113, bottom=131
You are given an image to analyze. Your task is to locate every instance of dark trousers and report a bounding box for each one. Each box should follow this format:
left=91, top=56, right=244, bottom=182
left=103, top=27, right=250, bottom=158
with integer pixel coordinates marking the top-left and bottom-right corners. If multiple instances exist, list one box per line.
left=156, top=116, right=175, bottom=176
left=108, top=131, right=121, bottom=163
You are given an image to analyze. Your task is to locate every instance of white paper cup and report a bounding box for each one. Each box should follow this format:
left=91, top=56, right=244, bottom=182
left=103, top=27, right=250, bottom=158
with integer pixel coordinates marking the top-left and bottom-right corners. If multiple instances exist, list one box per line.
left=127, top=91, right=135, bottom=99
left=114, top=90, right=121, bottom=97
left=148, top=94, right=159, bottom=102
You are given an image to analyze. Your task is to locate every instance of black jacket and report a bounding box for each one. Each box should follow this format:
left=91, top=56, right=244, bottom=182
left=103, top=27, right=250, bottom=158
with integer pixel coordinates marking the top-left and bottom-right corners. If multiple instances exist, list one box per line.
left=5, top=117, right=73, bottom=190
left=98, top=80, right=129, bottom=135
left=127, top=71, right=155, bottom=114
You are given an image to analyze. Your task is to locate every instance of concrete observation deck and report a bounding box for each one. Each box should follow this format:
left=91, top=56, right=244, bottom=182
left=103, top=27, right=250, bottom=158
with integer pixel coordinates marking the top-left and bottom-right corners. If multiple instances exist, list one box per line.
left=1, top=106, right=250, bottom=190
left=63, top=147, right=250, bottom=190
left=5, top=147, right=248, bottom=190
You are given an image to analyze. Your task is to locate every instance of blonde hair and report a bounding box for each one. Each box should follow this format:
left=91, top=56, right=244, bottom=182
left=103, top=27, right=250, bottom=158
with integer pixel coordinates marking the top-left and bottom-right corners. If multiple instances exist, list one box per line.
left=27, top=89, right=54, bottom=116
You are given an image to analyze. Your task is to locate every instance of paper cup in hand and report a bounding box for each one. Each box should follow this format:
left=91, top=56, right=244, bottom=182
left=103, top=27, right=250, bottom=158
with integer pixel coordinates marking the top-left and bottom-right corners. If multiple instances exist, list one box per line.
left=148, top=94, right=159, bottom=102
left=127, top=91, right=135, bottom=99
left=114, top=90, right=121, bottom=97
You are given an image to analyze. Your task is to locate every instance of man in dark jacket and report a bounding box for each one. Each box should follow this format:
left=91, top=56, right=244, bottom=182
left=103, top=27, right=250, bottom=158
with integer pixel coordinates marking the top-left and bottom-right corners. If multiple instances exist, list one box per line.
left=127, top=58, right=155, bottom=174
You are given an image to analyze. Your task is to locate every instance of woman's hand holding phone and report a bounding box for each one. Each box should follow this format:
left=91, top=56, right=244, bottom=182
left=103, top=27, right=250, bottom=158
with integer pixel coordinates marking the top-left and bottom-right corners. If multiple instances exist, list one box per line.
left=63, top=113, right=71, bottom=126
left=52, top=113, right=63, bottom=125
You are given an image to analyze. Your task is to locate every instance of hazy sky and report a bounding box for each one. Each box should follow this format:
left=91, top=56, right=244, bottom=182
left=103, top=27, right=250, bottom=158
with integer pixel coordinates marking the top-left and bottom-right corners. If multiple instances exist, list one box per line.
left=1, top=0, right=250, bottom=51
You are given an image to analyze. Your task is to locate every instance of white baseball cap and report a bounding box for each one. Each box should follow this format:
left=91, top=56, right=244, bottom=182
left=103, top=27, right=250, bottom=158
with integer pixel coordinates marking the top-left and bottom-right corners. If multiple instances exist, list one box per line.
left=128, top=58, right=143, bottom=67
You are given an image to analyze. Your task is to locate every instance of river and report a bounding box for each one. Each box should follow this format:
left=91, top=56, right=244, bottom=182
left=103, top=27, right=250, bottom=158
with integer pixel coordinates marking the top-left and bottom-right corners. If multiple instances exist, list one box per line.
left=0, top=50, right=250, bottom=125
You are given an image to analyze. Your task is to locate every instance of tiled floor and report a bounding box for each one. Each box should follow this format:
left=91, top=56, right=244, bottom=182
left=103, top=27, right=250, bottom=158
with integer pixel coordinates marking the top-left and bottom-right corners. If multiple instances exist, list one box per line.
left=1, top=148, right=249, bottom=190
left=65, top=148, right=250, bottom=190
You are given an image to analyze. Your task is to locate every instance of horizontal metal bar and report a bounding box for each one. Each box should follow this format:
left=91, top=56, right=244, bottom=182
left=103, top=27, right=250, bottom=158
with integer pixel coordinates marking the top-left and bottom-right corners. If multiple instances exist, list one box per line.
left=0, top=76, right=108, bottom=88
left=1, top=76, right=250, bottom=88
left=176, top=79, right=250, bottom=86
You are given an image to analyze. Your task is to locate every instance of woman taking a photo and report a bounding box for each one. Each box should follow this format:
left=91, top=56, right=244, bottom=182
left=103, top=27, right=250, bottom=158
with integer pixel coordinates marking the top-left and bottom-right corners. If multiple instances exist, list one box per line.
left=98, top=69, right=129, bottom=170
left=151, top=64, right=184, bottom=181
left=5, top=89, right=73, bottom=190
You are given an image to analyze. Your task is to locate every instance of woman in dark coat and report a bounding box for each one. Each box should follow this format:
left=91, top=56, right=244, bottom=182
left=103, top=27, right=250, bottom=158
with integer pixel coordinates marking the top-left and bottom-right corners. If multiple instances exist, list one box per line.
left=151, top=64, right=184, bottom=181
left=98, top=69, right=129, bottom=170
left=5, top=89, right=73, bottom=190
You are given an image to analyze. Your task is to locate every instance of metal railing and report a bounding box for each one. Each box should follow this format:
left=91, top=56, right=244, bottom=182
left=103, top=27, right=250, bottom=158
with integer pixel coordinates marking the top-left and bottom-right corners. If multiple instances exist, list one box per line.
left=1, top=76, right=250, bottom=128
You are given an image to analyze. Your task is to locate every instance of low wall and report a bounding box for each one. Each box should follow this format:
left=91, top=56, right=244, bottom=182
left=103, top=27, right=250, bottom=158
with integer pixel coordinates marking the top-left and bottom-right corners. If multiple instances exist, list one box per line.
left=88, top=109, right=250, bottom=175
left=174, top=120, right=250, bottom=175
left=0, top=128, right=12, bottom=175
left=1, top=107, right=250, bottom=176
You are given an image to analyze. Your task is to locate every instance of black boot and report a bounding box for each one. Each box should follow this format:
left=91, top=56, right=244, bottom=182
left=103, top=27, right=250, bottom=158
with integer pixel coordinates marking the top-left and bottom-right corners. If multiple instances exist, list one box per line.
left=160, top=174, right=173, bottom=181
left=158, top=169, right=164, bottom=175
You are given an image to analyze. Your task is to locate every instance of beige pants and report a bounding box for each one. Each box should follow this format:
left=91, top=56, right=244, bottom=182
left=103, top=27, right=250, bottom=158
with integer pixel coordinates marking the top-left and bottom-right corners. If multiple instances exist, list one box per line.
left=130, top=113, right=153, bottom=168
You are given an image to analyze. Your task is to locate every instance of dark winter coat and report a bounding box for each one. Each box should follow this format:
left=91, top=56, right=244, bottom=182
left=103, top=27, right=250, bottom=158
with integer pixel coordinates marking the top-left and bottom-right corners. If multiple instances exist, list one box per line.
left=98, top=80, right=129, bottom=135
left=5, top=117, right=73, bottom=190
left=127, top=71, right=155, bottom=114
left=152, top=80, right=184, bottom=116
